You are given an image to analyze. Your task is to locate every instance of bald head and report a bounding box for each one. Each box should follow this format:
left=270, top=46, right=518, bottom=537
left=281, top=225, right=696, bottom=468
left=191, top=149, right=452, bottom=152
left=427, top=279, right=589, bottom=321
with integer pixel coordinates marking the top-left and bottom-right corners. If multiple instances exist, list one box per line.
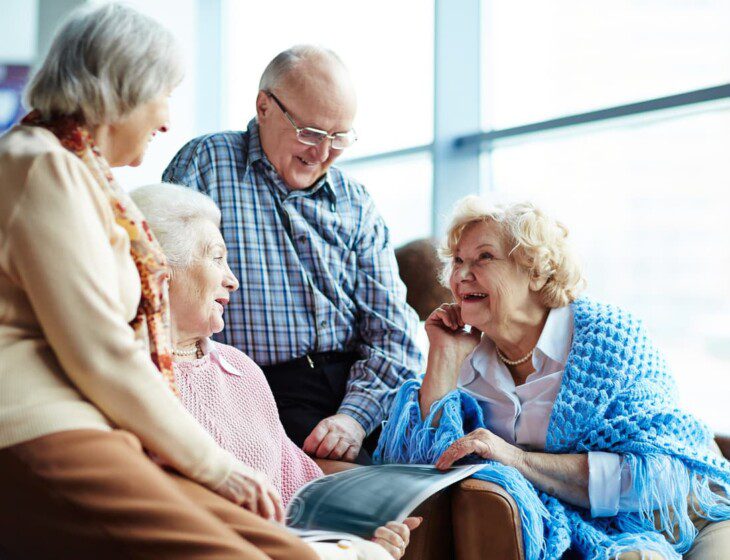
left=259, top=45, right=356, bottom=105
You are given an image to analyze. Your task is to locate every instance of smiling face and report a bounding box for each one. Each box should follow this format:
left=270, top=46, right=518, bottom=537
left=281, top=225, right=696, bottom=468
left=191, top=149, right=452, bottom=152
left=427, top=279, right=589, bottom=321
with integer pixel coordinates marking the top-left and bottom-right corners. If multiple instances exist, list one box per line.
left=448, top=220, right=538, bottom=335
left=104, top=91, right=171, bottom=167
left=256, top=58, right=357, bottom=190
left=169, top=220, right=239, bottom=343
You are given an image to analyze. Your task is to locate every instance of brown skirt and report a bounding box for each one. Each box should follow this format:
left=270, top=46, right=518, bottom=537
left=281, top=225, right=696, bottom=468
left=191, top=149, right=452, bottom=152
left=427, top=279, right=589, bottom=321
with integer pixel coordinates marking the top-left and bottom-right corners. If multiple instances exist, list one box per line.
left=0, top=428, right=318, bottom=560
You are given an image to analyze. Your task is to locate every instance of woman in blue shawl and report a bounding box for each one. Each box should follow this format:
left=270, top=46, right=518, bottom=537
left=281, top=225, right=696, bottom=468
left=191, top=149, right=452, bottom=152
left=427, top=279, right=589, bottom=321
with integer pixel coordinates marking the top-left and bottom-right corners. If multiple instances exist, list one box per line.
left=375, top=196, right=730, bottom=559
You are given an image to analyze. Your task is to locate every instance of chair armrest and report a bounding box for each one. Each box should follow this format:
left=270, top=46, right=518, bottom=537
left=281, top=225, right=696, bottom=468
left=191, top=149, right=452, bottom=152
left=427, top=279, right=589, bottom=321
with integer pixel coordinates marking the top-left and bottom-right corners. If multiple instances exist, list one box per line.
left=715, top=434, right=730, bottom=460
left=452, top=478, right=524, bottom=560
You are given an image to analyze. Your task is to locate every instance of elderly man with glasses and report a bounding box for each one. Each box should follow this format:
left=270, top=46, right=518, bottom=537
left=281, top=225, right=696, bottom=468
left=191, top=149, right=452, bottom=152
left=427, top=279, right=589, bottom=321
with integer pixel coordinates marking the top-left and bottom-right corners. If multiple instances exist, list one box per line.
left=163, top=45, right=423, bottom=465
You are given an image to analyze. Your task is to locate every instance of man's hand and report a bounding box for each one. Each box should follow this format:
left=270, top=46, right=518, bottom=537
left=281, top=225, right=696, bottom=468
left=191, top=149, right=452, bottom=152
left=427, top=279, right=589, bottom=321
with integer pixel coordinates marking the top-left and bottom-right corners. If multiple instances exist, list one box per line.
left=303, top=413, right=366, bottom=462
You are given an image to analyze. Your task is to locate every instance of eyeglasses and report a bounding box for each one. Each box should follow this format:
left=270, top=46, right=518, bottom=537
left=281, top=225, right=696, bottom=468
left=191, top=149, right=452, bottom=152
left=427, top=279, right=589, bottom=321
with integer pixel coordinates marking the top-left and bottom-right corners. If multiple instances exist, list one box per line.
left=266, top=92, right=357, bottom=150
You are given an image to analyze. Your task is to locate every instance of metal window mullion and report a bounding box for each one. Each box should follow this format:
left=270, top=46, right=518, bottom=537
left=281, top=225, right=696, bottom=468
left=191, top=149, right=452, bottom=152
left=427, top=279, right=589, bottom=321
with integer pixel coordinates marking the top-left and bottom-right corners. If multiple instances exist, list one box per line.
left=432, top=0, right=482, bottom=237
left=460, top=83, right=730, bottom=150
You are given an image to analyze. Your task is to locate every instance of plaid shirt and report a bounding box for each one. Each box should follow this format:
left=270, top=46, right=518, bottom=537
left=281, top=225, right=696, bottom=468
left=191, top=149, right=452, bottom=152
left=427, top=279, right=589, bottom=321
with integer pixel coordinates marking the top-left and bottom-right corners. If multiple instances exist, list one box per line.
left=162, top=119, right=423, bottom=433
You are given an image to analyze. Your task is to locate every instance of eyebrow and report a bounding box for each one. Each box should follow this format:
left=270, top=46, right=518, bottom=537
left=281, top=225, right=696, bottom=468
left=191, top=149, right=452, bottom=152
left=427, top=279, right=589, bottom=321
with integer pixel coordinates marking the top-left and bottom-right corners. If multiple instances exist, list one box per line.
left=205, top=242, right=226, bottom=253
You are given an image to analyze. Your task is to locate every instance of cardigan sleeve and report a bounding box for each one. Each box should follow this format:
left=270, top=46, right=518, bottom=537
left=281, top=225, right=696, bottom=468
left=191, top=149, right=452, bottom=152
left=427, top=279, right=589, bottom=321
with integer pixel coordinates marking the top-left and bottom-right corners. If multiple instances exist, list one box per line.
left=4, top=150, right=237, bottom=491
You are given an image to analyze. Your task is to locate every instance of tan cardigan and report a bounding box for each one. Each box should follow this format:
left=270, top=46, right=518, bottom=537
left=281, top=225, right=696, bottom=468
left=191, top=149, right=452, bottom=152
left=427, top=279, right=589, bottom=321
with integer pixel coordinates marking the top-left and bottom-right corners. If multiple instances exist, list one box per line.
left=0, top=125, right=236, bottom=491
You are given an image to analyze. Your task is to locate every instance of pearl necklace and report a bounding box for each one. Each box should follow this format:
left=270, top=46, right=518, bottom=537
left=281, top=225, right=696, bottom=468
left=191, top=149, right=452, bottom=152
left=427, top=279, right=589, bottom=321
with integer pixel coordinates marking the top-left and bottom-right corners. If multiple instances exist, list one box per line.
left=172, top=341, right=202, bottom=359
left=496, top=346, right=534, bottom=366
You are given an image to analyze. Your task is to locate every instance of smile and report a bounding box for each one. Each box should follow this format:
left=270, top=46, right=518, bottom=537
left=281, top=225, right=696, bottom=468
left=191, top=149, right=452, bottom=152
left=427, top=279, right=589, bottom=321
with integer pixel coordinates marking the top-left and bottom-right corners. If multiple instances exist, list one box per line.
left=462, top=293, right=488, bottom=302
left=296, top=156, right=318, bottom=167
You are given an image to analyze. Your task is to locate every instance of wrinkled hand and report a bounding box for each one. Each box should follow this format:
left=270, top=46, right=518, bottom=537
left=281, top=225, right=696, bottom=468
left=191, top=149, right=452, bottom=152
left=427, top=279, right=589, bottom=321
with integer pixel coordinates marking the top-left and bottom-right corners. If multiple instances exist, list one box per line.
left=371, top=517, right=422, bottom=559
left=303, top=413, right=366, bottom=462
left=435, top=428, right=525, bottom=470
left=425, top=303, right=482, bottom=359
left=215, top=460, right=284, bottom=522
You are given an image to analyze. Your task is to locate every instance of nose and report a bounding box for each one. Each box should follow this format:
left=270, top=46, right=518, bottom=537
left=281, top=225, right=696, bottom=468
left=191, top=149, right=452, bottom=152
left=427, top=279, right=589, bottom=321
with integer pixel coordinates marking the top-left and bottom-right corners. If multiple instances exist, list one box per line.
left=308, top=139, right=332, bottom=164
left=459, top=261, right=475, bottom=280
left=224, top=265, right=239, bottom=292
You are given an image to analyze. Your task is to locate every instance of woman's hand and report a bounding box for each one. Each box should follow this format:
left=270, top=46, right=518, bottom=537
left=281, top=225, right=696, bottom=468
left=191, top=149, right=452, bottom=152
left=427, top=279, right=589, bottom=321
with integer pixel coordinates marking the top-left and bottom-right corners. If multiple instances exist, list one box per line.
left=425, top=303, right=482, bottom=359
left=419, top=303, right=482, bottom=419
left=215, top=460, right=284, bottom=522
left=435, top=428, right=524, bottom=470
left=436, top=430, right=591, bottom=508
left=371, top=517, right=422, bottom=559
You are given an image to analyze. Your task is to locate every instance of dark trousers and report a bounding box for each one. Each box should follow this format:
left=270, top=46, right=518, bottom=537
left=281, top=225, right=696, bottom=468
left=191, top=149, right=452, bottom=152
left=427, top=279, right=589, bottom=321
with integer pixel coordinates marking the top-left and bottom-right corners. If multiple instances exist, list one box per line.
left=262, top=352, right=380, bottom=465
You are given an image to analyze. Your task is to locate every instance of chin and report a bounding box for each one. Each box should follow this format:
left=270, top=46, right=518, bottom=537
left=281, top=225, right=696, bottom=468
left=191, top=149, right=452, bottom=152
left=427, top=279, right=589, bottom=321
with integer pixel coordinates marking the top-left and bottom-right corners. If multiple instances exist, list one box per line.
left=210, top=319, right=225, bottom=335
left=285, top=172, right=318, bottom=190
left=127, top=154, right=145, bottom=167
left=461, top=307, right=485, bottom=328
left=285, top=159, right=326, bottom=189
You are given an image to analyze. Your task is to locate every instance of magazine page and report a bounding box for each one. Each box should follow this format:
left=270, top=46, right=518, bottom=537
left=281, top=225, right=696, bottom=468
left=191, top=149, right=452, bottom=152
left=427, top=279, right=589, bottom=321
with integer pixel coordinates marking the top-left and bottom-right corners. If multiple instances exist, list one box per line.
left=286, top=464, right=482, bottom=538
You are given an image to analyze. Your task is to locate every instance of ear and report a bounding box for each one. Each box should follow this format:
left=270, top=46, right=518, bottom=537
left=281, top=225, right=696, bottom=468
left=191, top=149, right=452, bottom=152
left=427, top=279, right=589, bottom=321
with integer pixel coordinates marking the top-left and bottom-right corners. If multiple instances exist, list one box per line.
left=256, top=91, right=272, bottom=121
left=529, top=272, right=548, bottom=292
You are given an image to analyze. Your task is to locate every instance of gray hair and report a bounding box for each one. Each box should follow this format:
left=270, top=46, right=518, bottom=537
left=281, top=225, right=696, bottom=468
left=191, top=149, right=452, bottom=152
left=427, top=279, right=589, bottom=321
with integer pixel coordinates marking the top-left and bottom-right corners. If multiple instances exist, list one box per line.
left=258, top=44, right=346, bottom=92
left=130, top=183, right=221, bottom=269
left=440, top=196, right=586, bottom=308
left=25, top=3, right=183, bottom=125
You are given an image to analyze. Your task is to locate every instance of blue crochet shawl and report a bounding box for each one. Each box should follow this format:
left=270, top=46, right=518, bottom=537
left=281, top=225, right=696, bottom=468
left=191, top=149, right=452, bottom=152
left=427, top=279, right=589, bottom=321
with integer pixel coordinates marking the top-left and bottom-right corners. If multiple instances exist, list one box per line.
left=374, top=298, right=730, bottom=560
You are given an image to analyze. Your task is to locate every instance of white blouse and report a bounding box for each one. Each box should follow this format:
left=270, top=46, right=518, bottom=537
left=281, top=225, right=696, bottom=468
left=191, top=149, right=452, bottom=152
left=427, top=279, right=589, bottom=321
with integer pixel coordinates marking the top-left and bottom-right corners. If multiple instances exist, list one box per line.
left=457, top=305, right=637, bottom=517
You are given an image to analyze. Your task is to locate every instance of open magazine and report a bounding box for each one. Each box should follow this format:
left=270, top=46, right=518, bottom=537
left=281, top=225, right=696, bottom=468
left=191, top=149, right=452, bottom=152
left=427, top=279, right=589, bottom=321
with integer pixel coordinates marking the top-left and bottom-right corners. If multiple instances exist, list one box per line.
left=285, top=464, right=482, bottom=542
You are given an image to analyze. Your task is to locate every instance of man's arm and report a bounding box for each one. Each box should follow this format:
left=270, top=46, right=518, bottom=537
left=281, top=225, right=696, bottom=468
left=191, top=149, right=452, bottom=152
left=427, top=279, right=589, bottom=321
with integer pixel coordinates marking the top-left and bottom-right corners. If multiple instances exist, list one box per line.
left=304, top=194, right=425, bottom=462
left=341, top=200, right=424, bottom=432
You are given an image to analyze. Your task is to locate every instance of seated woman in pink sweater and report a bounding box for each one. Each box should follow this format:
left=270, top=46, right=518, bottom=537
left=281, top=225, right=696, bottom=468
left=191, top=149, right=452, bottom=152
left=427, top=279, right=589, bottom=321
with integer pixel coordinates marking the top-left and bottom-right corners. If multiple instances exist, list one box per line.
left=131, top=183, right=419, bottom=560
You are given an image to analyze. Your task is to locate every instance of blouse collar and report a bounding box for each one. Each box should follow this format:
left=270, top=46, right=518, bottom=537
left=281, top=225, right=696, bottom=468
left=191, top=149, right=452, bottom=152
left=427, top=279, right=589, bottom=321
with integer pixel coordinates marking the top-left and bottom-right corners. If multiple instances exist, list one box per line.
left=199, top=338, right=244, bottom=377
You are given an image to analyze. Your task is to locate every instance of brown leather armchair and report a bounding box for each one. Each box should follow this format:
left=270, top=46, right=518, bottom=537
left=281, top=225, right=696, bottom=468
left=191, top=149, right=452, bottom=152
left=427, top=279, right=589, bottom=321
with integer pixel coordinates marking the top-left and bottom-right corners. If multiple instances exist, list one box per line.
left=319, top=435, right=730, bottom=560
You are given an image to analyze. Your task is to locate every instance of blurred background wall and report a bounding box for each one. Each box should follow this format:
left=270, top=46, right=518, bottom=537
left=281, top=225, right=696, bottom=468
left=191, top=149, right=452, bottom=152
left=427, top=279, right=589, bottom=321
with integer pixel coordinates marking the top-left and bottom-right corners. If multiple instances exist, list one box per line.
left=1, top=0, right=729, bottom=432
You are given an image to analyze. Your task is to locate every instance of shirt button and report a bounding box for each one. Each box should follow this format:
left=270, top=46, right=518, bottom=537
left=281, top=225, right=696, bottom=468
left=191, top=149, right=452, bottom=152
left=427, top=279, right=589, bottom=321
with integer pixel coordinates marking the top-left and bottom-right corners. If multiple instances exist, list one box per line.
left=320, top=320, right=327, bottom=328
left=299, top=235, right=307, bottom=243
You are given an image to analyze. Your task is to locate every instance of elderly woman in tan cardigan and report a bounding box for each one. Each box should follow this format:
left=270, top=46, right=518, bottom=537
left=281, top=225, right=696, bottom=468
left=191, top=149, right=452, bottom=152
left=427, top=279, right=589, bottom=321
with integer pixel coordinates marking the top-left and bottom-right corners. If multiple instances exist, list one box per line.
left=0, top=4, right=326, bottom=559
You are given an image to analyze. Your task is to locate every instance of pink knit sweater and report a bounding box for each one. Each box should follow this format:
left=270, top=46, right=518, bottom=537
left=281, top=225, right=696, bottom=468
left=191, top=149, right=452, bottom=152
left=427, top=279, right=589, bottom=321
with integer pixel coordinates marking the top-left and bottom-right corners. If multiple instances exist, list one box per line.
left=173, top=340, right=323, bottom=506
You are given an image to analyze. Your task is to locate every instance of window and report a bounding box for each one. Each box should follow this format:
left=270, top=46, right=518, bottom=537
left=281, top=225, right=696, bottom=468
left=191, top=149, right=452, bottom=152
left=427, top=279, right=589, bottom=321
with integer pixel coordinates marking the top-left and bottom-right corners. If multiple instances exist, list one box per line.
left=481, top=0, right=730, bottom=129
left=340, top=153, right=433, bottom=247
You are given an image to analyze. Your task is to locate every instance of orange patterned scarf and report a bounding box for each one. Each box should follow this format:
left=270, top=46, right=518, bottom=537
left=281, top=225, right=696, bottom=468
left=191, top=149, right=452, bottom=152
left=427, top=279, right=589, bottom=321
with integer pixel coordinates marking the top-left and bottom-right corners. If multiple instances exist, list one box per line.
left=22, top=111, right=178, bottom=393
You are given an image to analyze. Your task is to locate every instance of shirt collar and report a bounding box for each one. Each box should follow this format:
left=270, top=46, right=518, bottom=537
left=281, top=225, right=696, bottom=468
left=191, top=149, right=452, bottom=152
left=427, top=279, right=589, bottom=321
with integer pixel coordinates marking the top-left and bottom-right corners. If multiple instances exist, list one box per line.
left=245, top=118, right=337, bottom=205
left=199, top=338, right=243, bottom=377
left=533, top=305, right=573, bottom=366
left=460, top=305, right=574, bottom=387
left=460, top=336, right=500, bottom=388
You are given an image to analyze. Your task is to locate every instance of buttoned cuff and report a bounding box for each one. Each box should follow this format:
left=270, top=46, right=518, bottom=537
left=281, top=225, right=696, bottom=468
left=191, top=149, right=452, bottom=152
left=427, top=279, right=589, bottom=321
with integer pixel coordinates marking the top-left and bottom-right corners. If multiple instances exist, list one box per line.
left=588, top=451, right=622, bottom=517
left=337, top=397, right=381, bottom=436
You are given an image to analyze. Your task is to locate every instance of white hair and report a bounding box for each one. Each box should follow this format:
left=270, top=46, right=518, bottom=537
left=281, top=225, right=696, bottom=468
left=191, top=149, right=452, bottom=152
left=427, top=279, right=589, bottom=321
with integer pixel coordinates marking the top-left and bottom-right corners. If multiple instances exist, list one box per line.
left=440, top=196, right=586, bottom=308
left=25, top=2, right=183, bottom=125
left=258, top=44, right=346, bottom=92
left=130, top=183, right=221, bottom=269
